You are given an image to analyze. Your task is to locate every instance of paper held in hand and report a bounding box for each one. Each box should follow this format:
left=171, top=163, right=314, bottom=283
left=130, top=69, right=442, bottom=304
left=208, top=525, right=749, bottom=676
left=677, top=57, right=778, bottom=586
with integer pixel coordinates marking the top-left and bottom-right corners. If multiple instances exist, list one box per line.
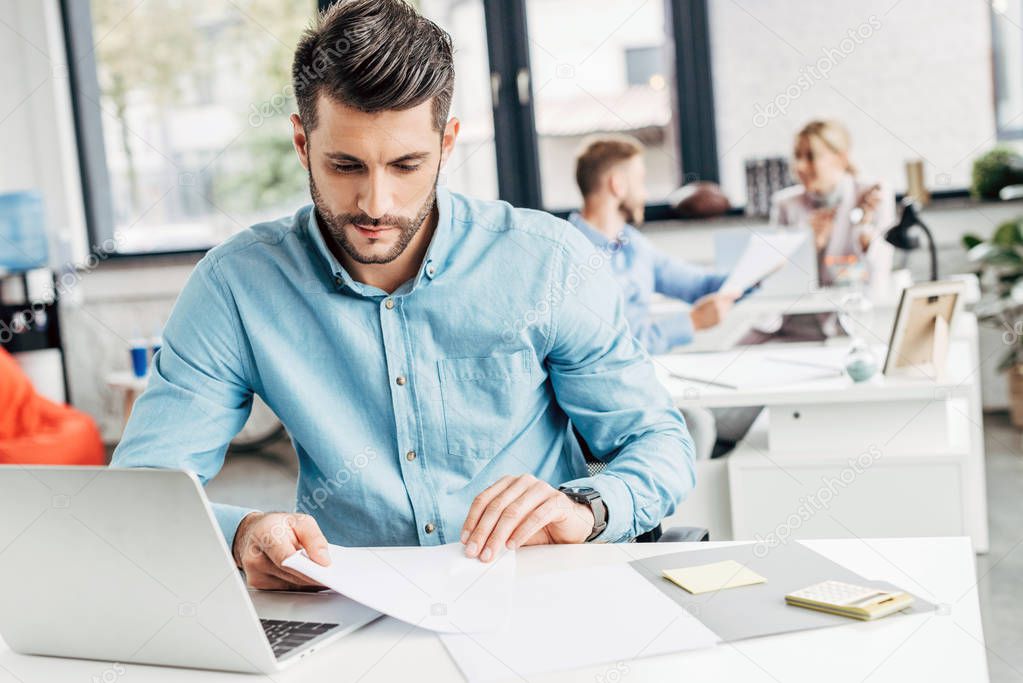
left=719, top=231, right=809, bottom=295
left=283, top=542, right=515, bottom=633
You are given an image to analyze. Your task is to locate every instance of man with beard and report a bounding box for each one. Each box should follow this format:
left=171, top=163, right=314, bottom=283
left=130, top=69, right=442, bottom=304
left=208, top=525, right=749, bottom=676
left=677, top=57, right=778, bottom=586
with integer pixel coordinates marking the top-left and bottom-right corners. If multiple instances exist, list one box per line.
left=568, top=136, right=738, bottom=354
left=112, top=0, right=695, bottom=589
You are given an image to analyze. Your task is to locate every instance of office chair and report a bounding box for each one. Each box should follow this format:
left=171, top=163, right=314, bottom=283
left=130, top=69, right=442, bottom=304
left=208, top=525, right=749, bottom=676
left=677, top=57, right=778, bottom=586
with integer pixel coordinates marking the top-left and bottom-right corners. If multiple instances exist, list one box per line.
left=571, top=425, right=710, bottom=544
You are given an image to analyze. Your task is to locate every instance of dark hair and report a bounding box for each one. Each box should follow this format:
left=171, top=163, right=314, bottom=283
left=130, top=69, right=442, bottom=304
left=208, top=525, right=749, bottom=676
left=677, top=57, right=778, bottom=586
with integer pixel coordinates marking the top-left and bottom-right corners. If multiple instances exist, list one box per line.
left=574, top=135, right=645, bottom=198
left=292, top=0, right=455, bottom=132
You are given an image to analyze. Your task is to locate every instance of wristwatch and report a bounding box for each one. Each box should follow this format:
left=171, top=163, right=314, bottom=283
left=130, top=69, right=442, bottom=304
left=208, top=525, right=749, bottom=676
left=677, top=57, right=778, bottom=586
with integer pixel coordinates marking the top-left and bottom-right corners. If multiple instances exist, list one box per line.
left=558, top=486, right=608, bottom=542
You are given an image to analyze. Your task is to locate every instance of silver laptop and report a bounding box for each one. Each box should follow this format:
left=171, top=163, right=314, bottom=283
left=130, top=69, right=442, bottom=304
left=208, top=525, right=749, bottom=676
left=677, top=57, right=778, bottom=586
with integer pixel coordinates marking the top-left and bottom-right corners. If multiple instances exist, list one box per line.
left=0, top=466, right=380, bottom=673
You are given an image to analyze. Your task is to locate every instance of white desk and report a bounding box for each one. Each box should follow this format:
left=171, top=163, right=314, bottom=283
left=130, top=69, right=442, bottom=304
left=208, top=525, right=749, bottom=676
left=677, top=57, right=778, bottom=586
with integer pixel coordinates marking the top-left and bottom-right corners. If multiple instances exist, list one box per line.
left=0, top=538, right=987, bottom=682
left=677, top=288, right=863, bottom=353
left=651, top=287, right=893, bottom=354
left=653, top=334, right=989, bottom=552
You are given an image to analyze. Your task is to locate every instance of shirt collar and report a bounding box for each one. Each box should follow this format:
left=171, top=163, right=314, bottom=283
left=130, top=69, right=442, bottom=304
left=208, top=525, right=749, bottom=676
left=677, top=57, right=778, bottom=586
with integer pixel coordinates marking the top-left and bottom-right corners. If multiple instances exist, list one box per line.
left=305, top=186, right=453, bottom=296
left=567, top=211, right=630, bottom=249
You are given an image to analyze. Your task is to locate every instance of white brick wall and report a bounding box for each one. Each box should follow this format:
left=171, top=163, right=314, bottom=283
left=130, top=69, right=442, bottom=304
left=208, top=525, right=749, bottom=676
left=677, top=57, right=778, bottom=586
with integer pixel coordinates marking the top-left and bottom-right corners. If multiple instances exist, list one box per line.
left=709, top=0, right=996, bottom=204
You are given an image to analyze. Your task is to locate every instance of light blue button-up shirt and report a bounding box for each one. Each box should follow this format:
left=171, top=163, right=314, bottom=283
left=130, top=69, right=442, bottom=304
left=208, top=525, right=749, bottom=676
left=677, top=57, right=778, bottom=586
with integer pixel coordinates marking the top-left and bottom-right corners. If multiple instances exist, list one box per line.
left=112, top=188, right=695, bottom=549
left=567, top=212, right=728, bottom=353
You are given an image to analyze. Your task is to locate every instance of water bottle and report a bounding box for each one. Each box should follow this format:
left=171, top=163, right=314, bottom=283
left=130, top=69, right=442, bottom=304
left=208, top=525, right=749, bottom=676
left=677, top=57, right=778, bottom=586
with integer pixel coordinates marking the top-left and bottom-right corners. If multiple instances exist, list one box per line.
left=0, top=191, right=48, bottom=272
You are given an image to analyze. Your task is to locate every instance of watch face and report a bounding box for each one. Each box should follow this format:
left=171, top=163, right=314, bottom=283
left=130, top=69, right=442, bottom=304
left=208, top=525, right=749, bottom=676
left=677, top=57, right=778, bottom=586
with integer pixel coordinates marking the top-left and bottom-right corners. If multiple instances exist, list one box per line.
left=563, top=486, right=593, bottom=495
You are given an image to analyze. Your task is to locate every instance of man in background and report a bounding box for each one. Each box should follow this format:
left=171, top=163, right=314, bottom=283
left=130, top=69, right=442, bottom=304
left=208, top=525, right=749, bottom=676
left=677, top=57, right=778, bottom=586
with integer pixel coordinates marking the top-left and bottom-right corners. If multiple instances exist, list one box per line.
left=567, top=135, right=739, bottom=460
left=567, top=135, right=738, bottom=354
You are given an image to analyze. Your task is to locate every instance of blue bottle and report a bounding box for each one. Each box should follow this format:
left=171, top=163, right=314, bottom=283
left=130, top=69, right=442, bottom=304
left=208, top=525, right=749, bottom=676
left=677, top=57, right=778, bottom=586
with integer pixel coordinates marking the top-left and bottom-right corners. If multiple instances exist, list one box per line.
left=0, top=191, right=48, bottom=272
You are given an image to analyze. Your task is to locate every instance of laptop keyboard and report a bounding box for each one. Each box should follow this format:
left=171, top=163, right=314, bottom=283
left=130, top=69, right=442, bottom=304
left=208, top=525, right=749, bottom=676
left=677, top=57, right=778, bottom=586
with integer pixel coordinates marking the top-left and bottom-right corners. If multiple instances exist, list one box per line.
left=260, top=618, right=340, bottom=658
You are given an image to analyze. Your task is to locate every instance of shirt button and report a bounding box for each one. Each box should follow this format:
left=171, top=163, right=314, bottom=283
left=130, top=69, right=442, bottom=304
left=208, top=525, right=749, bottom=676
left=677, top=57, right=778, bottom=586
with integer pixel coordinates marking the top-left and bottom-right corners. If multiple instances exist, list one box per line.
left=406, top=450, right=417, bottom=461
left=395, top=376, right=406, bottom=386
left=384, top=298, right=395, bottom=309
left=426, top=265, right=436, bottom=277
left=334, top=276, right=343, bottom=286
left=425, top=523, right=436, bottom=534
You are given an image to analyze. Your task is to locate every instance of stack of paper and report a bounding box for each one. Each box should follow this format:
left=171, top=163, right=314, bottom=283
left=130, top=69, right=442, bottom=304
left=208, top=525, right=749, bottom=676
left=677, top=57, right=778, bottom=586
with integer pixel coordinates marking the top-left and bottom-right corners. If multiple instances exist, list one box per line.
left=439, top=563, right=720, bottom=682
left=286, top=545, right=722, bottom=681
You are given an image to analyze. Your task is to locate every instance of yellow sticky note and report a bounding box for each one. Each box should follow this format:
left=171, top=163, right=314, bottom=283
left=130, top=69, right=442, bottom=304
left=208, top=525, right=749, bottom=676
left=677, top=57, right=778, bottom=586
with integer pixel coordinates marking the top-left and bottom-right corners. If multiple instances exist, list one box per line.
left=662, top=560, right=766, bottom=594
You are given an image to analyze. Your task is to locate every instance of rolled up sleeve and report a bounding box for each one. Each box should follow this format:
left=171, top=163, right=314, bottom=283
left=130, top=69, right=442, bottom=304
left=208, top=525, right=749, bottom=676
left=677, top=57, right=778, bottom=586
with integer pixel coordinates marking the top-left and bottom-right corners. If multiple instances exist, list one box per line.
left=546, top=230, right=696, bottom=542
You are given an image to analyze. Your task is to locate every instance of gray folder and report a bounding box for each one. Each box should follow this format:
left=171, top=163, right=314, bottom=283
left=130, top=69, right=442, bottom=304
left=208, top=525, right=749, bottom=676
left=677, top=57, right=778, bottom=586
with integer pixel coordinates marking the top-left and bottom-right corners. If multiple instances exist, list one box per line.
left=628, top=541, right=935, bottom=642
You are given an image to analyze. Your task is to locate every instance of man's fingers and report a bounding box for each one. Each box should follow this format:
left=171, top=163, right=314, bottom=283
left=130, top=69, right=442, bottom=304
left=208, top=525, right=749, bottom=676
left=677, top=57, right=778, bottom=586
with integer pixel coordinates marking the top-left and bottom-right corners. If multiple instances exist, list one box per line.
left=461, top=475, right=516, bottom=543
left=247, top=574, right=301, bottom=591
left=464, top=475, right=536, bottom=558
left=481, top=482, right=552, bottom=560
left=273, top=559, right=325, bottom=587
left=248, top=568, right=324, bottom=592
left=290, top=514, right=331, bottom=566
left=247, top=549, right=324, bottom=588
left=507, top=496, right=563, bottom=548
left=260, top=531, right=301, bottom=569
left=256, top=522, right=315, bottom=581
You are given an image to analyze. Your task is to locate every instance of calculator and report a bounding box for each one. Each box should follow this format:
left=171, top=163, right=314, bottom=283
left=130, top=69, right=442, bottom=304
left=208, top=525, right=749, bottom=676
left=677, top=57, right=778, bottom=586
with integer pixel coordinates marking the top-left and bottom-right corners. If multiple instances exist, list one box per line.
left=785, top=580, right=914, bottom=620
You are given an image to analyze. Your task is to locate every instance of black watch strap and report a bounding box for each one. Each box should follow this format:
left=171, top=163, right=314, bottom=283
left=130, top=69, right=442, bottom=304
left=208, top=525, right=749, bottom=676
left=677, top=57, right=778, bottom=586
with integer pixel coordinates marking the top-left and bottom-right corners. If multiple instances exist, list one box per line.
left=558, top=486, right=608, bottom=542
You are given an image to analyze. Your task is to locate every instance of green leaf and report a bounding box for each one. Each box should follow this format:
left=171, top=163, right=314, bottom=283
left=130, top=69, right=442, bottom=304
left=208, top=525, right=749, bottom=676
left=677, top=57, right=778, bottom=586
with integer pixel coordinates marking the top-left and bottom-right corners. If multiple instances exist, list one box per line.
left=993, top=220, right=1023, bottom=247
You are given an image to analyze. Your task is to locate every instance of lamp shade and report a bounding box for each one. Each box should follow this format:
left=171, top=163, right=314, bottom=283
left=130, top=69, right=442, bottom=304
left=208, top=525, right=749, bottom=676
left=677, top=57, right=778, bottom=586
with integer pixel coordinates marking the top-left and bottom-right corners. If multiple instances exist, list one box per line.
left=885, top=198, right=921, bottom=250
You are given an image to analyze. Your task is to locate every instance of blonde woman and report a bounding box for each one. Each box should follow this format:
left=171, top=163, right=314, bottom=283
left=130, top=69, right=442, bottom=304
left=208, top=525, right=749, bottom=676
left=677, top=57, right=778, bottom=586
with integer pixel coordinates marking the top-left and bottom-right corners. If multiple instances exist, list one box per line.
left=771, top=119, right=895, bottom=288
left=713, top=122, right=899, bottom=455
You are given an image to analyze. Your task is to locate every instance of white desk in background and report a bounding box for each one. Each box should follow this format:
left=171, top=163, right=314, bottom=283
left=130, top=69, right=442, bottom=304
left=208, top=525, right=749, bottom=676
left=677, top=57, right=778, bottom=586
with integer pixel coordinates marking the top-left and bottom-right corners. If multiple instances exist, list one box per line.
left=668, top=278, right=980, bottom=356
left=653, top=337, right=990, bottom=553
left=667, top=288, right=860, bottom=353
left=654, top=286, right=905, bottom=354
left=0, top=538, right=987, bottom=682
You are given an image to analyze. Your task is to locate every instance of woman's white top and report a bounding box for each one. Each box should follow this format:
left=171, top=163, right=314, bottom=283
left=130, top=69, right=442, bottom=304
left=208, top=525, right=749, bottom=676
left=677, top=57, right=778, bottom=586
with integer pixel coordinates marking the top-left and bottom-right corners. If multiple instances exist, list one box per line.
left=770, top=173, right=895, bottom=287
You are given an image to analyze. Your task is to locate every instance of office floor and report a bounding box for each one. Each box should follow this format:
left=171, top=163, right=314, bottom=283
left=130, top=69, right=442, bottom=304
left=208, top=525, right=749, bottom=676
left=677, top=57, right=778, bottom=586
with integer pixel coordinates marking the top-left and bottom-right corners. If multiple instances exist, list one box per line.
left=190, top=414, right=1023, bottom=681
left=975, top=413, right=1023, bottom=682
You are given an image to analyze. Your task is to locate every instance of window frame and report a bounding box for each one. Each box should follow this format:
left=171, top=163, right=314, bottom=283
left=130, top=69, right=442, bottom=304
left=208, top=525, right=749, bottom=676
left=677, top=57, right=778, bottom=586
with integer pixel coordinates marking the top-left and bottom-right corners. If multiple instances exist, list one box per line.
left=484, top=0, right=719, bottom=215
left=59, top=0, right=725, bottom=259
left=991, top=0, right=1023, bottom=140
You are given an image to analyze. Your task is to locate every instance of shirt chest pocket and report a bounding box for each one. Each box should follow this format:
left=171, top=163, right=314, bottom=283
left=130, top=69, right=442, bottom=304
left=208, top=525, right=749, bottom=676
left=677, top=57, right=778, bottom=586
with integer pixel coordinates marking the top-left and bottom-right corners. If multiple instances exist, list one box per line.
left=437, top=350, right=536, bottom=459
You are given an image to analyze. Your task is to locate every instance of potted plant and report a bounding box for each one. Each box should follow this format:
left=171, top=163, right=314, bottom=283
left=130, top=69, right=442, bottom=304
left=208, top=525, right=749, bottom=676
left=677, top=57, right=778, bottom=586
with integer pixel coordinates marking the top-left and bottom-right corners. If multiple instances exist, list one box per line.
left=963, top=218, right=1023, bottom=426
left=971, top=147, right=1023, bottom=200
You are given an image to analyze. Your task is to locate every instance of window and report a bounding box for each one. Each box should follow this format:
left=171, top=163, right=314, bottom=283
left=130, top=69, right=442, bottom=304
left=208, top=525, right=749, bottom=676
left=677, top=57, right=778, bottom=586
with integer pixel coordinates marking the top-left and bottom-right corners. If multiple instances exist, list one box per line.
left=64, top=0, right=719, bottom=256
left=992, top=0, right=1023, bottom=138
left=625, top=46, right=664, bottom=88
left=524, top=0, right=679, bottom=210
left=707, top=0, right=995, bottom=206
left=420, top=0, right=499, bottom=200
left=67, top=0, right=317, bottom=255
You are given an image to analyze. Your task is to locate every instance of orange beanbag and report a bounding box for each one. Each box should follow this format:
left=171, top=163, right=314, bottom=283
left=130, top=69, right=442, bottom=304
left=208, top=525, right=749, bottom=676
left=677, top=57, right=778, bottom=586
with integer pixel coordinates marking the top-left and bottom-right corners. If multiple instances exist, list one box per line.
left=0, top=347, right=105, bottom=465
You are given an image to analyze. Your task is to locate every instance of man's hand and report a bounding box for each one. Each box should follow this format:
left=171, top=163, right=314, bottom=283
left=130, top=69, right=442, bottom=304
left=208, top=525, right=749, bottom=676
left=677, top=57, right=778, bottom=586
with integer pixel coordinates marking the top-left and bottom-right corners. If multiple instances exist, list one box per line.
left=461, top=475, right=595, bottom=562
left=809, top=207, right=836, bottom=250
left=232, top=511, right=331, bottom=590
left=690, top=292, right=738, bottom=331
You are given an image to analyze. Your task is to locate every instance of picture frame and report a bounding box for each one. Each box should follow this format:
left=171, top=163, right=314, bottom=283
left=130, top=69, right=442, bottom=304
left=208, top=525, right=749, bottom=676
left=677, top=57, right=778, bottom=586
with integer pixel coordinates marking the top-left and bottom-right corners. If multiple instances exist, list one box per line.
left=883, top=280, right=965, bottom=380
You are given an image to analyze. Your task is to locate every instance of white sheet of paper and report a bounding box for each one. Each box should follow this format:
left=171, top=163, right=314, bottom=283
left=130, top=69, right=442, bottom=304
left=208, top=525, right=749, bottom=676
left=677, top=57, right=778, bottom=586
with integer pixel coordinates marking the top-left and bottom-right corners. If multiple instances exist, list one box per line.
left=439, top=563, right=720, bottom=682
left=658, top=347, right=849, bottom=390
left=720, top=231, right=809, bottom=294
left=283, top=542, right=514, bottom=633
